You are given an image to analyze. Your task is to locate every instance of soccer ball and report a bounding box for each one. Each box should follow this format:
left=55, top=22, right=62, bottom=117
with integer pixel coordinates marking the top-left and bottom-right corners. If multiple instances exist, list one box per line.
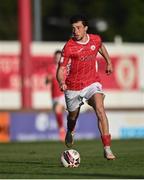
left=61, top=149, right=80, bottom=168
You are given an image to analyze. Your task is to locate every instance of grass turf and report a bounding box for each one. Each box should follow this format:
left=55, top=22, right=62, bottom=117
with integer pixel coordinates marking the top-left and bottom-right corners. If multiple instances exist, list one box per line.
left=0, top=139, right=144, bottom=179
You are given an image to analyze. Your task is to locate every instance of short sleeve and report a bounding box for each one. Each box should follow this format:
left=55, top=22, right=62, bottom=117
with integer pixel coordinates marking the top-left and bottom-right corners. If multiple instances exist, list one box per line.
left=95, top=35, right=102, bottom=49
left=59, top=43, right=70, bottom=67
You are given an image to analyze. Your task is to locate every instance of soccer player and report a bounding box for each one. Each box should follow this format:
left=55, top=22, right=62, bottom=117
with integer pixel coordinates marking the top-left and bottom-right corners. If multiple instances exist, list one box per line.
left=46, top=50, right=66, bottom=141
left=56, top=14, right=116, bottom=160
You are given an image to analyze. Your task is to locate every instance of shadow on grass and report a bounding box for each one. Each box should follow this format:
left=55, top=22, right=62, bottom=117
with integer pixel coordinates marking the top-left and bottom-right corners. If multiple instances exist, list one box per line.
left=0, top=160, right=144, bottom=179
left=0, top=171, right=144, bottom=179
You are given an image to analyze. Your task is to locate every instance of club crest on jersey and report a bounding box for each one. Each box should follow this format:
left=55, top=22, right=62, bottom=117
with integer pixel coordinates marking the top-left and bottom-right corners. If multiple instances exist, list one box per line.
left=90, top=45, right=96, bottom=51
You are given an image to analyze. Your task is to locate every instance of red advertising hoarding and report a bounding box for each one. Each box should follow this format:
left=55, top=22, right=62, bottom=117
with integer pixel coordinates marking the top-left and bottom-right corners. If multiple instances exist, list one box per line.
left=0, top=55, right=53, bottom=91
left=98, top=55, right=138, bottom=90
left=0, top=54, right=139, bottom=91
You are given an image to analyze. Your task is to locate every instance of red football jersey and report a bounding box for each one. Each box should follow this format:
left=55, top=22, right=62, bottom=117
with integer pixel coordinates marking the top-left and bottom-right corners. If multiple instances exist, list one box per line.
left=59, top=34, right=102, bottom=90
left=50, top=65, right=63, bottom=98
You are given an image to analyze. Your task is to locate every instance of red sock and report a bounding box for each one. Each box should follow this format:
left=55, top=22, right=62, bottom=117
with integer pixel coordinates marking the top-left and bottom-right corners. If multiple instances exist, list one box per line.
left=55, top=113, right=63, bottom=129
left=101, top=134, right=111, bottom=147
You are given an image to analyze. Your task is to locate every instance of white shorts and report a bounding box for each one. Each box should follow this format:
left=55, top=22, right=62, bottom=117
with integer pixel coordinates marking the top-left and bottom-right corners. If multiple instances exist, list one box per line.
left=53, top=95, right=66, bottom=108
left=64, top=82, right=104, bottom=112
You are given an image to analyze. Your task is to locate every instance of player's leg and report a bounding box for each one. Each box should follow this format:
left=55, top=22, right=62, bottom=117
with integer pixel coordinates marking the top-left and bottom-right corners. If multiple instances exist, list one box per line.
left=64, top=90, right=84, bottom=147
left=88, top=93, right=116, bottom=160
left=54, top=102, right=66, bottom=141
left=65, top=107, right=80, bottom=148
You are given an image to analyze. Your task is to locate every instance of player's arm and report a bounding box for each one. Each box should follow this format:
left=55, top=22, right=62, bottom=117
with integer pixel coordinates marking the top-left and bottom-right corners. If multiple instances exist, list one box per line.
left=56, top=44, right=70, bottom=91
left=98, top=43, right=113, bottom=75
left=56, top=65, right=67, bottom=91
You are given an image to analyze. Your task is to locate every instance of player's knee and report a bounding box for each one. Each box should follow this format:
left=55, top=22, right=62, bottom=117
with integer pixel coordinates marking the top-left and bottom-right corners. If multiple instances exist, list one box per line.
left=68, top=117, right=76, bottom=121
left=67, top=115, right=77, bottom=121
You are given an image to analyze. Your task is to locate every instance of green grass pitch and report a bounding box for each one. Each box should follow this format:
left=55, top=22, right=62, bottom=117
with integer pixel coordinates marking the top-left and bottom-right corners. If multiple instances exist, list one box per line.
left=0, top=139, right=144, bottom=179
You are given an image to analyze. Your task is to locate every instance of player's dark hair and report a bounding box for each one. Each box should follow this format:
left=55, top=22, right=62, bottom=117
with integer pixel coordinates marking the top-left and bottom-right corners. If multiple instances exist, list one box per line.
left=70, top=14, right=88, bottom=27
left=54, top=50, right=62, bottom=55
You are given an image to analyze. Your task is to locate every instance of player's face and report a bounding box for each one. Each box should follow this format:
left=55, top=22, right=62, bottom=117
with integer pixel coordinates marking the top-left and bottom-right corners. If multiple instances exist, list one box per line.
left=72, top=21, right=88, bottom=41
left=54, top=53, right=61, bottom=64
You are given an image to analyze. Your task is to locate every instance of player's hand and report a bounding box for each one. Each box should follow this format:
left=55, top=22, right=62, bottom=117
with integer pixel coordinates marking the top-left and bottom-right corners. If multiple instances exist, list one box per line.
left=45, top=77, right=49, bottom=85
left=105, top=63, right=113, bottom=75
left=59, top=82, right=67, bottom=91
left=45, top=75, right=52, bottom=85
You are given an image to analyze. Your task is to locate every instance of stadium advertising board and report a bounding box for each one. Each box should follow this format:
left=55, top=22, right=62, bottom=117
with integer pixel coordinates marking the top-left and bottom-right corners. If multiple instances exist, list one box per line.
left=0, top=112, right=10, bottom=142
left=98, top=55, right=138, bottom=90
left=2, top=111, right=143, bottom=142
left=0, top=54, right=140, bottom=109
left=10, top=112, right=100, bottom=141
left=0, top=54, right=138, bottom=90
left=108, top=111, right=144, bottom=139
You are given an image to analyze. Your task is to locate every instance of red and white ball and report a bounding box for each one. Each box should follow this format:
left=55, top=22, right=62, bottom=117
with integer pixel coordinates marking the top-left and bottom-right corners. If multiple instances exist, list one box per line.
left=61, top=149, right=80, bottom=168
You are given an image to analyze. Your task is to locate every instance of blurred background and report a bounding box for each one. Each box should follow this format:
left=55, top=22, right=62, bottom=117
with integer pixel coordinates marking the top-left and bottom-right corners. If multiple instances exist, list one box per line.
left=1, top=0, right=144, bottom=42
left=0, top=0, right=144, bottom=142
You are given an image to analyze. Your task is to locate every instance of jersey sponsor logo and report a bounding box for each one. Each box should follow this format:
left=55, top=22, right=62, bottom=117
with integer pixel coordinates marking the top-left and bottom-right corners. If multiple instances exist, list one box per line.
left=77, top=48, right=84, bottom=53
left=80, top=54, right=96, bottom=61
